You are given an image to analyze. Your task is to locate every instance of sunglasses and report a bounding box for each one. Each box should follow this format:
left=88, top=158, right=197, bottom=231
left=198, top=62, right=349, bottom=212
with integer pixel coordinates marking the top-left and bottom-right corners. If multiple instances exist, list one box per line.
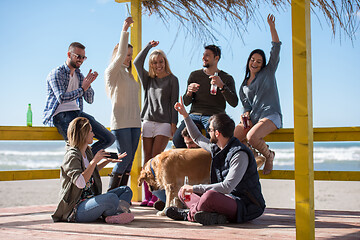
left=71, top=52, right=87, bottom=61
left=207, top=127, right=215, bottom=133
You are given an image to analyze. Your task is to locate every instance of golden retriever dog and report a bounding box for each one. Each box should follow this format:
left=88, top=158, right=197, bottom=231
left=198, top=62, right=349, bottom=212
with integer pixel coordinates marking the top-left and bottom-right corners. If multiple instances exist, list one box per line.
left=138, top=148, right=212, bottom=215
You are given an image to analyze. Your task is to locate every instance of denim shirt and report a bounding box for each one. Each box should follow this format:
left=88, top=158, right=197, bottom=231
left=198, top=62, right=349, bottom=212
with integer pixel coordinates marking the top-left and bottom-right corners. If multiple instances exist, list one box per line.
left=43, top=63, right=94, bottom=126
left=239, top=42, right=282, bottom=127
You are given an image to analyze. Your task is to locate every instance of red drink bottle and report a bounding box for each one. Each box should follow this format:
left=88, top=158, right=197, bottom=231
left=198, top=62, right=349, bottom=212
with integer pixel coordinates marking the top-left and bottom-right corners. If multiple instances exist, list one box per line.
left=210, top=72, right=218, bottom=95
left=242, top=115, right=249, bottom=129
left=184, top=176, right=191, bottom=202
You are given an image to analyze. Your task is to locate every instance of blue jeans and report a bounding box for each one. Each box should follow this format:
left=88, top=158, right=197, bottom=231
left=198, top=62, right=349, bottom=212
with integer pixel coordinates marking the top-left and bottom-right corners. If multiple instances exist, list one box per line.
left=111, top=128, right=141, bottom=174
left=75, top=186, right=132, bottom=223
left=172, top=114, right=210, bottom=148
left=53, top=111, right=115, bottom=155
left=152, top=189, right=166, bottom=203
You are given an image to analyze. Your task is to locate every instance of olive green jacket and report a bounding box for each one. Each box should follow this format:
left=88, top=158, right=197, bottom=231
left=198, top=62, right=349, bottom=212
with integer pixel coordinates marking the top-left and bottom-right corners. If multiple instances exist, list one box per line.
left=52, top=145, right=102, bottom=222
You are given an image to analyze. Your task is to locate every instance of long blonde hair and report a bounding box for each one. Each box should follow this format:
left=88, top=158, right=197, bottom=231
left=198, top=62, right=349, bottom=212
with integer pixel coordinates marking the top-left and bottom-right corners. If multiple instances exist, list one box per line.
left=67, top=117, right=91, bottom=148
left=148, top=49, right=172, bottom=78
left=111, top=43, right=133, bottom=73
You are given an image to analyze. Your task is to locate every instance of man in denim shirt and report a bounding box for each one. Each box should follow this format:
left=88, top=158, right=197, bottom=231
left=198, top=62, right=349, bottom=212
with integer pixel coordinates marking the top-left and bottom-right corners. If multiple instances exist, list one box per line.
left=43, top=42, right=114, bottom=154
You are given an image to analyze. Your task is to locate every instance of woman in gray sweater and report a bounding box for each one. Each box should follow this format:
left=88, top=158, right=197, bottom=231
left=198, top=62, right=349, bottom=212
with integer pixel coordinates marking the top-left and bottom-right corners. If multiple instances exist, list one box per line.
left=234, top=14, right=282, bottom=175
left=134, top=41, right=179, bottom=207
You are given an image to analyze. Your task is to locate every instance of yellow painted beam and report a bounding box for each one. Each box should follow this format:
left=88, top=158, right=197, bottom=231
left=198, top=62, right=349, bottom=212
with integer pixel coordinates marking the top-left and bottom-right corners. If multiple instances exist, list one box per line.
left=1, top=126, right=359, bottom=141
left=1, top=169, right=359, bottom=181
left=128, top=0, right=143, bottom=202
left=0, top=126, right=63, bottom=140
left=0, top=168, right=112, bottom=181
left=291, top=0, right=314, bottom=239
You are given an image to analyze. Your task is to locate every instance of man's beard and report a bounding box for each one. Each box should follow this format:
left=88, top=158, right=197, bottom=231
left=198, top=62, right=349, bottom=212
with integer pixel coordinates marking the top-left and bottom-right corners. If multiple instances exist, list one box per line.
left=203, top=63, right=210, bottom=68
left=210, top=135, right=218, bottom=144
left=69, top=59, right=80, bottom=69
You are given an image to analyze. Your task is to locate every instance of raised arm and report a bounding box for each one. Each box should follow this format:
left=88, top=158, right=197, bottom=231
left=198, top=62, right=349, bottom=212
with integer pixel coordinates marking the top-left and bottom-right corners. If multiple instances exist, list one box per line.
left=174, top=97, right=212, bottom=152
left=105, top=17, right=133, bottom=79
left=267, top=14, right=281, bottom=70
left=268, top=14, right=279, bottom=43
left=133, top=40, right=159, bottom=87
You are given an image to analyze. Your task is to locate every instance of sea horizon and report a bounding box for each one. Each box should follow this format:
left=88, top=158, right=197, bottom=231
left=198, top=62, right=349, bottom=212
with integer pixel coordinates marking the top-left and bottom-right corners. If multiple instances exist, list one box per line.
left=0, top=140, right=359, bottom=171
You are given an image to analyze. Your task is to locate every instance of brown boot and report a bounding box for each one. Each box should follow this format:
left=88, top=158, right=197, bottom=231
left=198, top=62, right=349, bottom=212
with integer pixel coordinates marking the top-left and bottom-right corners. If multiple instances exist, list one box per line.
left=108, top=173, right=122, bottom=192
left=253, top=142, right=275, bottom=175
left=263, top=148, right=275, bottom=175
left=242, top=140, right=259, bottom=157
left=120, top=172, right=130, bottom=186
left=242, top=140, right=265, bottom=170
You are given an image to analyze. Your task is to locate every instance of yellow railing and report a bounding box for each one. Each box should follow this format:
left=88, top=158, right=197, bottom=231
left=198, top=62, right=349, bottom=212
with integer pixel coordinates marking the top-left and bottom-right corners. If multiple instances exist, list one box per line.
left=0, top=126, right=359, bottom=182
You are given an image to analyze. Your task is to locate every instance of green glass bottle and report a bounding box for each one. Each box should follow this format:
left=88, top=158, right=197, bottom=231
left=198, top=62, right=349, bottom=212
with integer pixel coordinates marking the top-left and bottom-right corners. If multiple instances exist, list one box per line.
left=27, top=103, right=32, bottom=127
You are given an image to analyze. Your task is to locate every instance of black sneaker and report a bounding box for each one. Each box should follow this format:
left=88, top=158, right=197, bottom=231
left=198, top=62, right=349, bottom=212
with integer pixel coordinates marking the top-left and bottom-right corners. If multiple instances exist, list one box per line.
left=165, top=207, right=189, bottom=221
left=154, top=200, right=165, bottom=211
left=194, top=211, right=227, bottom=225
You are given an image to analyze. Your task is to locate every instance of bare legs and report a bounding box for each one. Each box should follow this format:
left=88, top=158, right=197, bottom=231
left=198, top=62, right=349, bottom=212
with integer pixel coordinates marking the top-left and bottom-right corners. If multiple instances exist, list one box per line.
left=142, top=135, right=170, bottom=206
left=234, top=118, right=277, bottom=174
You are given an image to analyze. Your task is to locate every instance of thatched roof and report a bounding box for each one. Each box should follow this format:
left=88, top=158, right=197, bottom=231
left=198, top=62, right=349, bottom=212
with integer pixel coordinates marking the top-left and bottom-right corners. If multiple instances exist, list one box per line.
left=141, top=0, right=360, bottom=43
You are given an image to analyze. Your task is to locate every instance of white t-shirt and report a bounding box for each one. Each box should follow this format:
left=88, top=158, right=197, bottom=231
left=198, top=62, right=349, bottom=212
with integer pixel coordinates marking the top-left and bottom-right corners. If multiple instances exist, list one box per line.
left=75, top=154, right=90, bottom=189
left=53, top=73, right=80, bottom=116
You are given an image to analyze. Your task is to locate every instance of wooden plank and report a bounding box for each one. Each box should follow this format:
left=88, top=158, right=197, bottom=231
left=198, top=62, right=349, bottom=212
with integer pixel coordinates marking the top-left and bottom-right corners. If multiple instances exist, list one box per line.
left=1, top=169, right=359, bottom=181
left=1, top=126, right=358, bottom=141
left=128, top=0, right=143, bottom=202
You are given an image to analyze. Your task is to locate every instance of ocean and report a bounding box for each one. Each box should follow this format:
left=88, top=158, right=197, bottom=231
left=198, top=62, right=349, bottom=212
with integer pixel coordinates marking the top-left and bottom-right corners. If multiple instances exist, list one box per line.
left=0, top=141, right=359, bottom=171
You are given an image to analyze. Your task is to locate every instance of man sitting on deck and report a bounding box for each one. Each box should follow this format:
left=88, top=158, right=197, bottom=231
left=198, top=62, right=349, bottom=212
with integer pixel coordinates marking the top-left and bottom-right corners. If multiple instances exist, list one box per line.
left=42, top=42, right=115, bottom=155
left=165, top=97, right=266, bottom=225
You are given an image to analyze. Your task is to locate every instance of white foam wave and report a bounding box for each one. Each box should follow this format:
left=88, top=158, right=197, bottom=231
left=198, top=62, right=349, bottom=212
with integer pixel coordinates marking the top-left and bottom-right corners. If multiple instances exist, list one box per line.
left=270, top=147, right=360, bottom=162
left=0, top=150, right=64, bottom=156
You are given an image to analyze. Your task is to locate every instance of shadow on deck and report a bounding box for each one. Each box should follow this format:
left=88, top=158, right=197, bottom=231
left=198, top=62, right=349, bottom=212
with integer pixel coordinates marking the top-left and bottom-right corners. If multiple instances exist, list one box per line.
left=0, top=203, right=359, bottom=240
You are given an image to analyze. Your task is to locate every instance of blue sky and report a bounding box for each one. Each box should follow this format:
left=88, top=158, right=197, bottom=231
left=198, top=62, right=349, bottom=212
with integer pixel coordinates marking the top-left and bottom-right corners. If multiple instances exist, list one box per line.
left=0, top=0, right=359, bottom=129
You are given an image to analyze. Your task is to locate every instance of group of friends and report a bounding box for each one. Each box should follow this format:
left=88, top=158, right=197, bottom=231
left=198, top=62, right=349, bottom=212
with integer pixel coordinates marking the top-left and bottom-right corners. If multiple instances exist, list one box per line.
left=46, top=13, right=282, bottom=226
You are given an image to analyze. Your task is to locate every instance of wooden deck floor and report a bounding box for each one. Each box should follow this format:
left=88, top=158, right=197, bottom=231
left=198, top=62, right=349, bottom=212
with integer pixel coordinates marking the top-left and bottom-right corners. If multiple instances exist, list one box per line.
left=0, top=203, right=359, bottom=240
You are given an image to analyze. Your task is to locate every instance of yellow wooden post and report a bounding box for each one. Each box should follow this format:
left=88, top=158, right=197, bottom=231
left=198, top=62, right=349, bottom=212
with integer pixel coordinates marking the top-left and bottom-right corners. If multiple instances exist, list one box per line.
left=291, top=0, right=315, bottom=239
left=114, top=0, right=143, bottom=202
left=129, top=0, right=142, bottom=202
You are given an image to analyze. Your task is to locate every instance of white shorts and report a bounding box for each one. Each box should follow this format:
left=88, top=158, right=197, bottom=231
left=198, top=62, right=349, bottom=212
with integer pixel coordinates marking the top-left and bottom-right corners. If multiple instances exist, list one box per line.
left=142, top=120, right=171, bottom=138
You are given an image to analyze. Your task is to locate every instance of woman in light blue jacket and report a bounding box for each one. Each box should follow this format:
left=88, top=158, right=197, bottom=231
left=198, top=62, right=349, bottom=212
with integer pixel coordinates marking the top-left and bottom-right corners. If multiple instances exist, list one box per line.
left=234, top=14, right=282, bottom=175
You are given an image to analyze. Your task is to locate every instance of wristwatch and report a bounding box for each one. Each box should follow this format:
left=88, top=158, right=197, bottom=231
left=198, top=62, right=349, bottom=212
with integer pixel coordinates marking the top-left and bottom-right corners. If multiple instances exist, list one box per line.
left=219, top=85, right=227, bottom=92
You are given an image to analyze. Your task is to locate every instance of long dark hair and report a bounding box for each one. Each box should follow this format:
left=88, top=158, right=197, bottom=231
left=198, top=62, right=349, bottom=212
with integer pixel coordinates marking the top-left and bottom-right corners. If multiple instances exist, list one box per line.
left=244, top=49, right=266, bottom=80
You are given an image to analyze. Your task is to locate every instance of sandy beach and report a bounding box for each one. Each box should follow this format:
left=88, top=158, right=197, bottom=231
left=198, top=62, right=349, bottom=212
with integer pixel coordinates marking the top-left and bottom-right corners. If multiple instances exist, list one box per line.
left=0, top=177, right=359, bottom=211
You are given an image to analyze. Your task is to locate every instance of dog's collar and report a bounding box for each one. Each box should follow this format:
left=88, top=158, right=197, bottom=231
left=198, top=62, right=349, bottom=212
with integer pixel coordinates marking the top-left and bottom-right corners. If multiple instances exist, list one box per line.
left=149, top=158, right=156, bottom=179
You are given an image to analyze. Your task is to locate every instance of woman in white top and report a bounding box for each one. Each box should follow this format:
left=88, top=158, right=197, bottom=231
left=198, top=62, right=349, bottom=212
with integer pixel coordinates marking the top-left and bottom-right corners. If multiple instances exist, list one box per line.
left=104, top=17, right=141, bottom=191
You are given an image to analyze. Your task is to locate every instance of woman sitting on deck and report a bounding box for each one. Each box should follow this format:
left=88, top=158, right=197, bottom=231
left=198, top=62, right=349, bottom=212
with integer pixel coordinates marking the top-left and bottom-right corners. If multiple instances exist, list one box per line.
left=52, top=117, right=134, bottom=224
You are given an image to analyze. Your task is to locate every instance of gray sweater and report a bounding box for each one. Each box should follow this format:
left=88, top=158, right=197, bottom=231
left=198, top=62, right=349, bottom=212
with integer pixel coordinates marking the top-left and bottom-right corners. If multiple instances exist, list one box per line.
left=134, top=44, right=179, bottom=124
left=239, top=41, right=282, bottom=127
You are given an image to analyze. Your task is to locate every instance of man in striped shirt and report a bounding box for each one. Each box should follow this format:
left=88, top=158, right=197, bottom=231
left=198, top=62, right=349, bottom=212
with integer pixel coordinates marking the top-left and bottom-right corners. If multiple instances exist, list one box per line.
left=43, top=42, right=114, bottom=154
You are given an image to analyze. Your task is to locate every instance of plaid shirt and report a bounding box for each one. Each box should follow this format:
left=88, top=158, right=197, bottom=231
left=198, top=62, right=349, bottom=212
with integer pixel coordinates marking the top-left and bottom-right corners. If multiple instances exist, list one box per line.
left=43, top=63, right=94, bottom=126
